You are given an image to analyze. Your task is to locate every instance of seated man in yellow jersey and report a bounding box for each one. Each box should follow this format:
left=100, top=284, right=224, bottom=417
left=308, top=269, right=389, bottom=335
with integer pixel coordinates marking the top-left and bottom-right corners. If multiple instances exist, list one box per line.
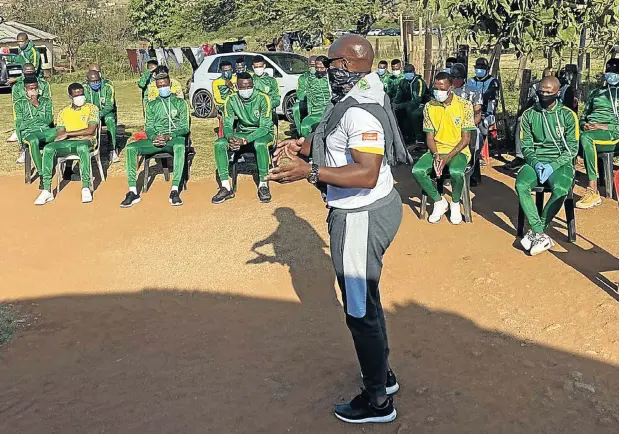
left=412, top=72, right=475, bottom=224
left=35, top=83, right=100, bottom=206
left=212, top=60, right=236, bottom=113
left=146, top=65, right=184, bottom=103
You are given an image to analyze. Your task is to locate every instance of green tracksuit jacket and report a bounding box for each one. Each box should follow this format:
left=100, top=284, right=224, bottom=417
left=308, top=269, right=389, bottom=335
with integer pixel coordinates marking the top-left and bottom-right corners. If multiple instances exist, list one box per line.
left=580, top=85, right=619, bottom=134
left=252, top=73, right=281, bottom=110
left=14, top=96, right=53, bottom=134
left=520, top=101, right=579, bottom=170
left=305, top=75, right=331, bottom=116
left=296, top=71, right=312, bottom=101
left=11, top=77, right=50, bottom=102
left=393, top=76, right=427, bottom=110
left=6, top=41, right=43, bottom=77
left=138, top=70, right=154, bottom=105
left=223, top=91, right=274, bottom=142
left=84, top=83, right=117, bottom=118
left=145, top=95, right=190, bottom=139
left=385, top=74, right=404, bottom=100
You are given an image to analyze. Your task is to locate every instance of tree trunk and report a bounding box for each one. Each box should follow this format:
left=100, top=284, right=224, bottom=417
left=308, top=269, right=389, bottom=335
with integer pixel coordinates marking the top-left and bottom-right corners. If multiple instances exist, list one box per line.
left=423, top=14, right=433, bottom=83
left=490, top=42, right=502, bottom=77
left=513, top=53, right=528, bottom=91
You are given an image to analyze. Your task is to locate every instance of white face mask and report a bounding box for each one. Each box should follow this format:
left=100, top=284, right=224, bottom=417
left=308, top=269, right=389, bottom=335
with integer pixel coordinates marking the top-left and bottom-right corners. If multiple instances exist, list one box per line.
left=433, top=89, right=450, bottom=102
left=392, top=69, right=402, bottom=77
left=238, top=88, right=254, bottom=99
left=27, top=89, right=39, bottom=98
left=254, top=67, right=265, bottom=77
left=73, top=95, right=86, bottom=107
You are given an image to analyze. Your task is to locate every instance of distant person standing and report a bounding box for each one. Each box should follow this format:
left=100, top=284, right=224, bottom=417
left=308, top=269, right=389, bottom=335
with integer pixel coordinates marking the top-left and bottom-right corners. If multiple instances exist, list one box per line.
left=268, top=34, right=409, bottom=425
left=2, top=32, right=42, bottom=82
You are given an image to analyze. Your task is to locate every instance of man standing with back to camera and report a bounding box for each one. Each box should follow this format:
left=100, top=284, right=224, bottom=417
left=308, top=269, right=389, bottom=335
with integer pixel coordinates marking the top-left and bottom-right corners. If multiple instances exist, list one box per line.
left=268, top=34, right=408, bottom=425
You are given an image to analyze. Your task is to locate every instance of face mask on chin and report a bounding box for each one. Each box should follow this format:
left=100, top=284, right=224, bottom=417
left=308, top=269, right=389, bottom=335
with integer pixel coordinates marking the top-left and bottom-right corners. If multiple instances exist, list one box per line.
left=73, top=95, right=86, bottom=107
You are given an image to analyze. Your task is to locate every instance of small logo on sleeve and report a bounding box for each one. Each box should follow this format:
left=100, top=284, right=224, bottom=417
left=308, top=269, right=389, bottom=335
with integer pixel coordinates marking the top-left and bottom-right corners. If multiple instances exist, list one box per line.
left=362, top=132, right=378, bottom=141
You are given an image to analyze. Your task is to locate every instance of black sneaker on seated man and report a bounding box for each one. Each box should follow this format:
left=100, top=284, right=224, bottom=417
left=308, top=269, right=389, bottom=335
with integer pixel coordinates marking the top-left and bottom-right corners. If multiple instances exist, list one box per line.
left=211, top=186, right=235, bottom=204
left=169, top=190, right=183, bottom=206
left=120, top=191, right=141, bottom=208
left=334, top=390, right=397, bottom=424
left=257, top=183, right=271, bottom=203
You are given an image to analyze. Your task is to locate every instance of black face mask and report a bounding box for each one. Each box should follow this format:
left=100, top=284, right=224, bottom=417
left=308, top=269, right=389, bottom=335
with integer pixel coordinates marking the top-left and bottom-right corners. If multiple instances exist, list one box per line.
left=328, top=67, right=367, bottom=103
left=537, top=92, right=559, bottom=109
left=315, top=71, right=327, bottom=79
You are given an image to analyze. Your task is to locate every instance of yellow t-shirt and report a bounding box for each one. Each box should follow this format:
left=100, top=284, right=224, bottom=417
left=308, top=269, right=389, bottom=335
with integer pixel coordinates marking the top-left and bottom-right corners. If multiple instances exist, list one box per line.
left=147, top=78, right=185, bottom=102
left=56, top=103, right=100, bottom=146
left=423, top=94, right=475, bottom=159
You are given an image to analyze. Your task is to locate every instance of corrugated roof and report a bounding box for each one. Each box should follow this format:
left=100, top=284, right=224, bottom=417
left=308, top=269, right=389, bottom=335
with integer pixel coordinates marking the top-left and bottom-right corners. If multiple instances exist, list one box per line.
left=0, top=21, right=57, bottom=44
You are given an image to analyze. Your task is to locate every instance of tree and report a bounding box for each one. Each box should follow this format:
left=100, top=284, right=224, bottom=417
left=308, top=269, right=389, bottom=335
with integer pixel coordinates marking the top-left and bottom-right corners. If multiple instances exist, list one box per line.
left=128, top=0, right=184, bottom=45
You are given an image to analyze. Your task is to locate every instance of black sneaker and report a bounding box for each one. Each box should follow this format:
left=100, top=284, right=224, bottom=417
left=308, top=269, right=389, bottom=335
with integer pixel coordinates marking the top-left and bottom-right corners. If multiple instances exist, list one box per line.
left=258, top=185, right=271, bottom=203
left=169, top=190, right=183, bottom=206
left=120, top=191, right=141, bottom=208
left=505, top=157, right=525, bottom=171
left=334, top=390, right=397, bottom=424
left=386, top=370, right=400, bottom=396
left=211, top=187, right=235, bottom=204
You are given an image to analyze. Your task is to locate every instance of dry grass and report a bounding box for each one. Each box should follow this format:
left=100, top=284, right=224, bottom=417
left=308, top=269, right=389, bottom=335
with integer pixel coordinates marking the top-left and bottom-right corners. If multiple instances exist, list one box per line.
left=0, top=82, right=293, bottom=179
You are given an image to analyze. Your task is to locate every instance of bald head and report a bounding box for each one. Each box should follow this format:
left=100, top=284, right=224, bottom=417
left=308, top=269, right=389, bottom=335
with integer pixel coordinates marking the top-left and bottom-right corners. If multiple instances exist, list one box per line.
left=328, top=34, right=374, bottom=72
left=86, top=70, right=101, bottom=83
left=540, top=76, right=560, bottom=93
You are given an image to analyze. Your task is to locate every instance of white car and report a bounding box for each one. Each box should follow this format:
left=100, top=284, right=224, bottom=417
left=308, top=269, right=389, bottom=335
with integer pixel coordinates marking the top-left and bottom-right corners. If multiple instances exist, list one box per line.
left=188, top=51, right=308, bottom=121
left=367, top=29, right=382, bottom=36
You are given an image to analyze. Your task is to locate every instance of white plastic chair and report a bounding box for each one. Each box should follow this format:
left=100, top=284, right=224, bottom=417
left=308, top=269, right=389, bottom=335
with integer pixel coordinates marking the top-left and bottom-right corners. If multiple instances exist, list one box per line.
left=55, top=123, right=106, bottom=193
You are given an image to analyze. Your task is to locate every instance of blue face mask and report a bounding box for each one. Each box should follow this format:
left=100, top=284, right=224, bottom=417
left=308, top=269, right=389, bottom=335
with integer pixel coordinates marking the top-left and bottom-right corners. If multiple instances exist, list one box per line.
left=605, top=72, right=619, bottom=86
left=474, top=68, right=487, bottom=78
left=445, top=67, right=451, bottom=74
left=404, top=72, right=416, bottom=81
left=223, top=71, right=233, bottom=80
left=89, top=82, right=102, bottom=91
left=158, top=86, right=172, bottom=98
left=377, top=68, right=386, bottom=76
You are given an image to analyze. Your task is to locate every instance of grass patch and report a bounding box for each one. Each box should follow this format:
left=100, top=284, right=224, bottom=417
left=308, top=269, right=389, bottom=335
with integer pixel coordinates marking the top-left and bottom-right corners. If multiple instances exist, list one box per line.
left=0, top=304, right=16, bottom=347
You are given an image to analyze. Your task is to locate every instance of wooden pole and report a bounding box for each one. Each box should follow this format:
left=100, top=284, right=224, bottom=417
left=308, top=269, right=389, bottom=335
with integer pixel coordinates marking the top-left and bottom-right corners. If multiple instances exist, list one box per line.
left=399, top=13, right=405, bottom=62
left=423, top=13, right=433, bottom=83
left=517, top=69, right=532, bottom=116
left=375, top=38, right=380, bottom=60
left=577, top=26, right=586, bottom=89
left=418, top=16, right=423, bottom=73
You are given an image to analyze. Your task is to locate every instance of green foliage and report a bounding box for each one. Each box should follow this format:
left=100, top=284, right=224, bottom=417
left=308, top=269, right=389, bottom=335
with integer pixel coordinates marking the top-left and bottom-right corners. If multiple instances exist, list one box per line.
left=128, top=0, right=184, bottom=44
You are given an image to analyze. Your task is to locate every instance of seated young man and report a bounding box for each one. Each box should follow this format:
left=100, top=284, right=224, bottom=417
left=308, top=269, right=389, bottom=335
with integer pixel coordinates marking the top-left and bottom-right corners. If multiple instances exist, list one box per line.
left=138, top=59, right=159, bottom=111
left=444, top=57, right=457, bottom=75
left=235, top=57, right=248, bottom=75
left=377, top=59, right=389, bottom=87
left=35, top=83, right=99, bottom=206
left=146, top=65, right=184, bottom=103
left=385, top=59, right=403, bottom=100
left=85, top=70, right=119, bottom=163
left=211, top=72, right=274, bottom=205
left=16, top=76, right=55, bottom=186
left=393, top=64, right=428, bottom=143
left=412, top=72, right=475, bottom=225
left=12, top=63, right=51, bottom=163
left=292, top=56, right=316, bottom=136
left=212, top=60, right=237, bottom=113
left=299, top=56, right=330, bottom=138
left=516, top=77, right=578, bottom=256
left=576, top=58, right=619, bottom=209
left=251, top=55, right=281, bottom=115
left=121, top=71, right=190, bottom=208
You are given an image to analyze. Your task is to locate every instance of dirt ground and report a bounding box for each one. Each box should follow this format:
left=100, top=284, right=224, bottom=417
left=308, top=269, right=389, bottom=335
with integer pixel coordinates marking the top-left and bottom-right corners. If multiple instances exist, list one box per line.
left=1, top=163, right=619, bottom=434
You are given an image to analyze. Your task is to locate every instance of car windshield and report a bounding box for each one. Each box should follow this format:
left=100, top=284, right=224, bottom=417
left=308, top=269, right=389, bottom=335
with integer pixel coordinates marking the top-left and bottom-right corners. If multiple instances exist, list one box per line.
left=262, top=53, right=308, bottom=75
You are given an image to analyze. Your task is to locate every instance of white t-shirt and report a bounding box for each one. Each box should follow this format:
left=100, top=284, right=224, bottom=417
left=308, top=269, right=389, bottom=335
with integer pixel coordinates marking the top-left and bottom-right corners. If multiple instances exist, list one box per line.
left=325, top=73, right=394, bottom=210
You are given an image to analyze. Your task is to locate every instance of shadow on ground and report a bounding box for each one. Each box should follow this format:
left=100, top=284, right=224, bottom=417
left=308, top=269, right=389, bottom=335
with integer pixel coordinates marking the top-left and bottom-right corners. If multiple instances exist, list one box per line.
left=2, top=205, right=619, bottom=433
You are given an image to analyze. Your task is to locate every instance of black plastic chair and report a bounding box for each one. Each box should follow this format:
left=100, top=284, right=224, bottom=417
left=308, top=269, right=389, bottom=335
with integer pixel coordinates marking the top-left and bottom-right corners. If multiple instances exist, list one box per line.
left=598, top=151, right=617, bottom=199
left=516, top=183, right=577, bottom=243
left=142, top=136, right=195, bottom=193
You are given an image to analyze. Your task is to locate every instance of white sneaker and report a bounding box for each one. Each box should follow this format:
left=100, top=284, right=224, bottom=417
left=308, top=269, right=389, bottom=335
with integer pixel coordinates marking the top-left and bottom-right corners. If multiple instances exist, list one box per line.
left=520, top=229, right=535, bottom=251
left=7, top=131, right=18, bottom=142
left=449, top=201, right=463, bottom=225
left=428, top=198, right=449, bottom=223
left=34, top=190, right=54, bottom=206
left=530, top=233, right=554, bottom=256
left=16, top=150, right=25, bottom=164
left=110, top=150, right=120, bottom=163
left=81, top=188, right=93, bottom=204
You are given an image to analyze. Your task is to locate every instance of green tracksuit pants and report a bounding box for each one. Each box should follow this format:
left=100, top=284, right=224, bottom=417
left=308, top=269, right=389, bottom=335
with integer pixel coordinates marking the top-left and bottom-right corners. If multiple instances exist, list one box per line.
left=214, top=133, right=274, bottom=181
left=412, top=152, right=468, bottom=202
left=125, top=138, right=186, bottom=188
left=300, top=113, right=322, bottom=138
left=580, top=129, right=619, bottom=181
left=42, top=140, right=93, bottom=190
left=23, top=127, right=57, bottom=173
left=515, top=163, right=574, bottom=233
left=103, top=113, right=118, bottom=151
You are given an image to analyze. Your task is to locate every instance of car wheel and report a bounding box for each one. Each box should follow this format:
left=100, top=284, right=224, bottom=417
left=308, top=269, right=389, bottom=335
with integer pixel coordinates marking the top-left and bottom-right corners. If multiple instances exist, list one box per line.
left=192, top=89, right=216, bottom=118
left=283, top=92, right=297, bottom=123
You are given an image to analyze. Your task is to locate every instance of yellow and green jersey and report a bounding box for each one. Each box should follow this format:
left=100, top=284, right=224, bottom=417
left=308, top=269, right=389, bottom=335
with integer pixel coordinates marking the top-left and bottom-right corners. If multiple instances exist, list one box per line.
left=56, top=103, right=100, bottom=146
left=212, top=75, right=238, bottom=109
left=423, top=94, right=476, bottom=159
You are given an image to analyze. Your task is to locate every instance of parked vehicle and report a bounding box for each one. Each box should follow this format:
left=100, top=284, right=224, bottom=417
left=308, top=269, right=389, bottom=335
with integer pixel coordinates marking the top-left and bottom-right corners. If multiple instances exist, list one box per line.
left=188, top=51, right=308, bottom=121
left=367, top=29, right=383, bottom=36
left=0, top=54, right=23, bottom=90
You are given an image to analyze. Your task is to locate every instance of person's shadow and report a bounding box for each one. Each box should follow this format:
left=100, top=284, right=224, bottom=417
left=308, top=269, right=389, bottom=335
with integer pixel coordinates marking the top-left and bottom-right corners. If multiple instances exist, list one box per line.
left=247, top=207, right=340, bottom=308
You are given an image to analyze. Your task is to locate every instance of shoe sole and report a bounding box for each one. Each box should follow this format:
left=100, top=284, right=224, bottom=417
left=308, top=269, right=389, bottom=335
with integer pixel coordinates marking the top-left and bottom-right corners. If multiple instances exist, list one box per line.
left=259, top=197, right=272, bottom=204
left=212, top=194, right=235, bottom=205
left=450, top=218, right=462, bottom=225
left=575, top=199, right=602, bottom=210
left=120, top=197, right=142, bottom=208
left=386, top=382, right=400, bottom=396
left=530, top=240, right=555, bottom=256
left=169, top=199, right=183, bottom=206
left=335, top=409, right=397, bottom=424
left=34, top=197, right=54, bottom=206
